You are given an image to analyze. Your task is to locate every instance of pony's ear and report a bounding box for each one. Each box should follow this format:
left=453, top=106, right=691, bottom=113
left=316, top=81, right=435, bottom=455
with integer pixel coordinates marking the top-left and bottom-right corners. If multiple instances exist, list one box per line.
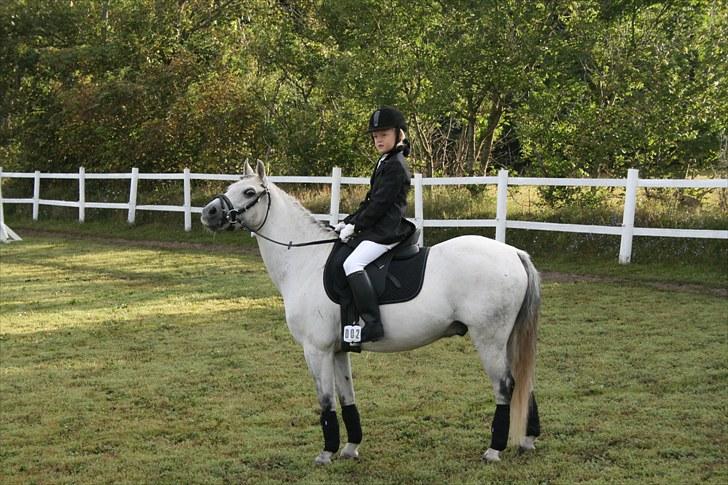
left=244, top=159, right=255, bottom=176
left=256, top=159, right=267, bottom=180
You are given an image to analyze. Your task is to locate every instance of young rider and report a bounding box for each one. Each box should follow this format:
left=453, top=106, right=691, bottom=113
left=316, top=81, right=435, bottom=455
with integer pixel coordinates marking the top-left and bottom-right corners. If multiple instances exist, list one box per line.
left=334, top=106, right=415, bottom=343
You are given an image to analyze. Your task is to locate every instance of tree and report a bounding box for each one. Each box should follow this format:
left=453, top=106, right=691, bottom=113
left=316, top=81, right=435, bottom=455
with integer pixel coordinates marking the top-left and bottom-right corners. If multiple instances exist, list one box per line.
left=1, top=0, right=724, bottom=190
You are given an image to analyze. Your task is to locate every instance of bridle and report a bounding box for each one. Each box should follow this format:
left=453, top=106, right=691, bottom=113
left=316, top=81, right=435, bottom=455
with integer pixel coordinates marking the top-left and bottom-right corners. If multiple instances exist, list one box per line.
left=215, top=184, right=340, bottom=249
left=216, top=184, right=271, bottom=233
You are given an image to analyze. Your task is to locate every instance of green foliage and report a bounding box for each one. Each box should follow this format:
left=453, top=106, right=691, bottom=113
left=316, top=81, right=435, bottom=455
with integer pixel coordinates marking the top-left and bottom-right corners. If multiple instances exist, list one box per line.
left=1, top=1, right=725, bottom=201
left=519, top=0, right=727, bottom=179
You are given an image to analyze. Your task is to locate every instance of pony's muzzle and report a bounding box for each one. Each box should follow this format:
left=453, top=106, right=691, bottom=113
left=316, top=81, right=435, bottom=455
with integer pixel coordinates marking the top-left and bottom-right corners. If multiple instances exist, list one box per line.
left=201, top=199, right=227, bottom=231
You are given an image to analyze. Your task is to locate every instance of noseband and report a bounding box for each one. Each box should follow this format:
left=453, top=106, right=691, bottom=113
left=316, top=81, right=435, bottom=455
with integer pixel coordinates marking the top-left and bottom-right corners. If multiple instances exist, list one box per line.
left=214, top=185, right=339, bottom=249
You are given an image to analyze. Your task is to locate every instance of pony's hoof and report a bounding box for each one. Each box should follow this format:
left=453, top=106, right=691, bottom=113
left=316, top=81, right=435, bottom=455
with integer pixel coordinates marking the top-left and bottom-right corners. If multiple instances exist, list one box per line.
left=482, top=448, right=501, bottom=463
left=314, top=451, right=334, bottom=465
left=518, top=435, right=537, bottom=453
left=340, top=442, right=360, bottom=460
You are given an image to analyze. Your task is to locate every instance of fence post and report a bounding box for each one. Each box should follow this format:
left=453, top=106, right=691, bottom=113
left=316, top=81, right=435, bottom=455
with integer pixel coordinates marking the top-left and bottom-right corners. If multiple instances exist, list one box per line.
left=414, top=173, right=424, bottom=246
left=619, top=168, right=639, bottom=264
left=1, top=167, right=22, bottom=243
left=78, top=167, right=85, bottom=223
left=128, top=167, right=139, bottom=225
left=32, top=170, right=40, bottom=221
left=329, top=166, right=342, bottom=226
left=0, top=167, right=6, bottom=241
left=183, top=168, right=192, bottom=231
left=495, top=169, right=509, bottom=243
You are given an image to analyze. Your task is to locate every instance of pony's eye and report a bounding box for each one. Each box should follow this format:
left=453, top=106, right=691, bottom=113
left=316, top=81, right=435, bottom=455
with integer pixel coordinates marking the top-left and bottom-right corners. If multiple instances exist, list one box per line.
left=244, top=189, right=256, bottom=197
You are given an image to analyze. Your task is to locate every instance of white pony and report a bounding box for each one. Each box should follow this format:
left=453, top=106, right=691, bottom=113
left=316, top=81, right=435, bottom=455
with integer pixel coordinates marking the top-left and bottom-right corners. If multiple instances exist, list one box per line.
left=201, top=161, right=541, bottom=464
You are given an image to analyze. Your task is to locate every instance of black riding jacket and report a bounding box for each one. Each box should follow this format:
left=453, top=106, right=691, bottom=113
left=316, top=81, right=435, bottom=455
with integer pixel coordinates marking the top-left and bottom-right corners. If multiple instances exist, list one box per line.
left=344, top=148, right=415, bottom=244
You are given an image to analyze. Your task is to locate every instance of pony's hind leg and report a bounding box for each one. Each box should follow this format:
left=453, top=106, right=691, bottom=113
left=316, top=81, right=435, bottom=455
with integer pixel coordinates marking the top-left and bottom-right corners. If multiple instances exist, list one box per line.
left=334, top=351, right=361, bottom=459
left=303, top=346, right=339, bottom=465
left=471, top=336, right=513, bottom=463
left=520, top=392, right=541, bottom=452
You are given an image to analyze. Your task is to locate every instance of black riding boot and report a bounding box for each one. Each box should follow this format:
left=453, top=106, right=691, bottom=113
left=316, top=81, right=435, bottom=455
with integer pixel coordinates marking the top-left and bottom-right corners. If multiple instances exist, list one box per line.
left=346, top=270, right=384, bottom=342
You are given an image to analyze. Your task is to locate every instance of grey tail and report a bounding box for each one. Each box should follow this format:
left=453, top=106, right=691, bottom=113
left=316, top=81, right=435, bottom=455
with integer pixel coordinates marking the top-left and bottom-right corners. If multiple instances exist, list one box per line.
left=507, top=250, right=541, bottom=446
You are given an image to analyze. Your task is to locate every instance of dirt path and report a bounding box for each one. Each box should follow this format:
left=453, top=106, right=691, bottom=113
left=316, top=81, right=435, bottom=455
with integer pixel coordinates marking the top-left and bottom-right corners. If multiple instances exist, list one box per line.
left=540, top=271, right=727, bottom=298
left=13, top=229, right=728, bottom=298
left=14, top=228, right=260, bottom=255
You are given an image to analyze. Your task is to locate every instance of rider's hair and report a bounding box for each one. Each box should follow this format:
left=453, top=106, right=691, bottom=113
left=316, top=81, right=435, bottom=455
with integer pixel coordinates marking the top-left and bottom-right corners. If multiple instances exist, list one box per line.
left=396, top=129, right=410, bottom=157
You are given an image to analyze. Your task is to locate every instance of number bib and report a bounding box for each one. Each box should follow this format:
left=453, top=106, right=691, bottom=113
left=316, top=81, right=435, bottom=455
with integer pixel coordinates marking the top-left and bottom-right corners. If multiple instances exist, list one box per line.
left=343, top=325, right=362, bottom=343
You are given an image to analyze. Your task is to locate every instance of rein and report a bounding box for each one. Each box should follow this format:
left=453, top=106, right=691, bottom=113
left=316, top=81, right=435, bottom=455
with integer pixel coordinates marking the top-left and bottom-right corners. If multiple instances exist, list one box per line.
left=216, top=188, right=340, bottom=250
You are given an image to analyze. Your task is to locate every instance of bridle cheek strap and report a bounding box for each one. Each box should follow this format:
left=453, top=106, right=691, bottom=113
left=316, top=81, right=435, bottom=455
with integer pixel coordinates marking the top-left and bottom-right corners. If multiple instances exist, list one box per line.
left=216, top=187, right=271, bottom=232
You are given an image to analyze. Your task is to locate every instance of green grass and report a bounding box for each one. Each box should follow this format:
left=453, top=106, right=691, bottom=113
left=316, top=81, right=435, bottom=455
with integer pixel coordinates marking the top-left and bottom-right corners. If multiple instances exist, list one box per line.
left=1, top=234, right=726, bottom=484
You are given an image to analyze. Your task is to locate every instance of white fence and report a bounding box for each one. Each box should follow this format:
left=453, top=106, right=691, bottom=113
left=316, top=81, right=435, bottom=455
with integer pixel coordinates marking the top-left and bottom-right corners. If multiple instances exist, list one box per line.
left=0, top=166, right=726, bottom=264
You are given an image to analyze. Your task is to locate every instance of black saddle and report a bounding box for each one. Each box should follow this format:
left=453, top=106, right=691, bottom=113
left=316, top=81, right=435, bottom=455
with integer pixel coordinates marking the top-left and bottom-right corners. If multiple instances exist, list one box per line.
left=323, top=229, right=430, bottom=352
left=324, top=228, right=429, bottom=305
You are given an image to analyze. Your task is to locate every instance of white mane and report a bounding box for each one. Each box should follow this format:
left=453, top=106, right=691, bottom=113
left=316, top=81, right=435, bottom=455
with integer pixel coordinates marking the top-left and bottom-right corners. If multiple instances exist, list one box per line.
left=270, top=182, right=336, bottom=238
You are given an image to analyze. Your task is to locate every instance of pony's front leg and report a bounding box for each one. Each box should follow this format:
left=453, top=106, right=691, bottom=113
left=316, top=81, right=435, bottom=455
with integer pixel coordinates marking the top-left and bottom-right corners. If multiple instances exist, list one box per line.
left=334, top=351, right=361, bottom=460
left=303, top=346, right=339, bottom=465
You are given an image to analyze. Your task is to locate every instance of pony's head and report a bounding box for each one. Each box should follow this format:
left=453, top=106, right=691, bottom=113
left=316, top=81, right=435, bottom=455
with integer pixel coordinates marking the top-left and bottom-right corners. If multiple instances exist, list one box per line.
left=201, top=160, right=270, bottom=232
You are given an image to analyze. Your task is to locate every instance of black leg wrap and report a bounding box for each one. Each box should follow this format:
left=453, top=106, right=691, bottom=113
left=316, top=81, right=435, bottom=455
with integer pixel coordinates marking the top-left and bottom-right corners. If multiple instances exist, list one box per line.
left=342, top=404, right=362, bottom=444
left=489, top=404, right=510, bottom=451
left=320, top=410, right=340, bottom=453
left=526, top=393, right=541, bottom=437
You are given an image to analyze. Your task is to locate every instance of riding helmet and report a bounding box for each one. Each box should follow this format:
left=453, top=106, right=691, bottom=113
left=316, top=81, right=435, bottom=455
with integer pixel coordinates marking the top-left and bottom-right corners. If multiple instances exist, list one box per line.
left=367, top=106, right=407, bottom=133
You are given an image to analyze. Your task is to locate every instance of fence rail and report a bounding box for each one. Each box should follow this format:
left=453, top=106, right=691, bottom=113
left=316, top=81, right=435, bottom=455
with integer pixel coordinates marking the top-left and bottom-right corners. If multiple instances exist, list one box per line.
left=1, top=166, right=726, bottom=264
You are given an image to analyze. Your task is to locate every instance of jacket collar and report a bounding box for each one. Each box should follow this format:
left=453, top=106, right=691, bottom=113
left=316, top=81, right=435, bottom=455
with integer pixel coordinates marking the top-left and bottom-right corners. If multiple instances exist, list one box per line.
left=375, top=149, right=402, bottom=173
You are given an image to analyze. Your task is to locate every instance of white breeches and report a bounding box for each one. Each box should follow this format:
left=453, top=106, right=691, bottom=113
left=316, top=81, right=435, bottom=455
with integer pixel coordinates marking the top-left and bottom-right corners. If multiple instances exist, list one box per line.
left=343, top=240, right=398, bottom=276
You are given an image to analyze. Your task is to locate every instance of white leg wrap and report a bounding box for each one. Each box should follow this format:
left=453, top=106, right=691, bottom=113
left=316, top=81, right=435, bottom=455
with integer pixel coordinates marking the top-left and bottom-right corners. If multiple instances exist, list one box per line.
left=482, top=448, right=501, bottom=462
left=314, top=450, right=334, bottom=465
left=340, top=442, right=360, bottom=460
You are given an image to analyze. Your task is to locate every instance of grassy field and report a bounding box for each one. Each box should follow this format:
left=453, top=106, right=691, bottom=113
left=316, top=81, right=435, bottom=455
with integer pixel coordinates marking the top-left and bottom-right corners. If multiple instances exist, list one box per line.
left=1, top=233, right=726, bottom=484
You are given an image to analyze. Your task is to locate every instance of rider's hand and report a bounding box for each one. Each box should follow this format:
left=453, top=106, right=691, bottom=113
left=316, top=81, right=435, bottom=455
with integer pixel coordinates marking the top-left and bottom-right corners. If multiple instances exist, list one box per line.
left=339, top=224, right=356, bottom=241
left=333, top=222, right=347, bottom=233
